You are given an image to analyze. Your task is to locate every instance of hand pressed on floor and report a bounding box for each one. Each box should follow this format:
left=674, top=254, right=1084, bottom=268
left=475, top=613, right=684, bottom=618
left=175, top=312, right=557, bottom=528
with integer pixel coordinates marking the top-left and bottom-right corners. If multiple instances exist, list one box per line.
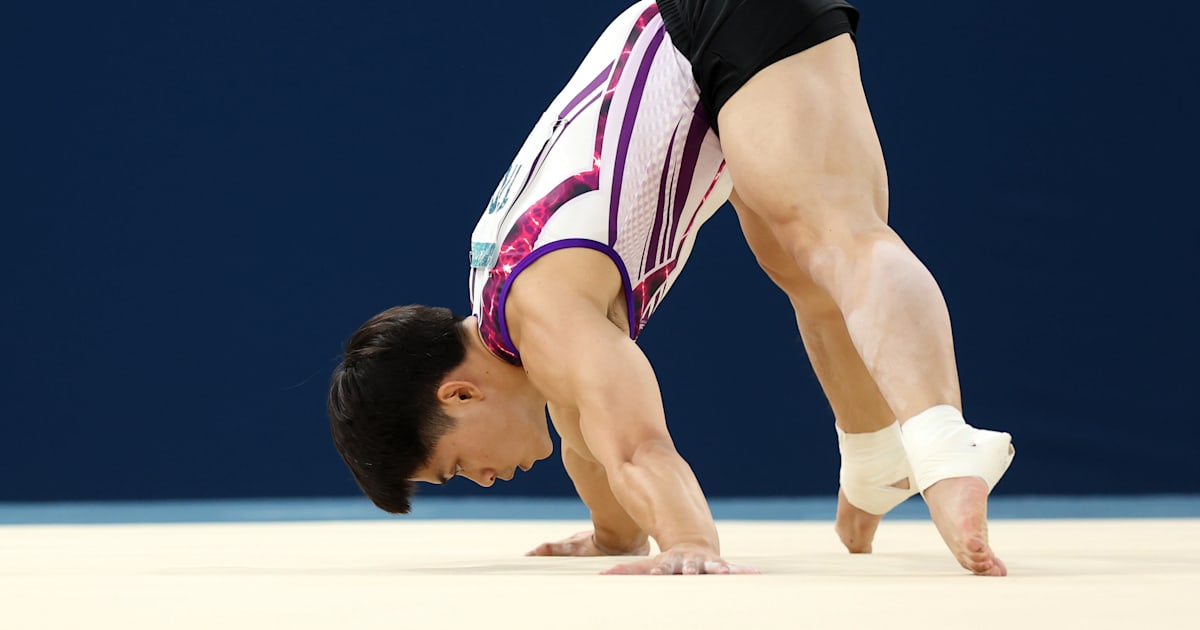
left=526, top=530, right=649, bottom=557
left=601, top=543, right=759, bottom=575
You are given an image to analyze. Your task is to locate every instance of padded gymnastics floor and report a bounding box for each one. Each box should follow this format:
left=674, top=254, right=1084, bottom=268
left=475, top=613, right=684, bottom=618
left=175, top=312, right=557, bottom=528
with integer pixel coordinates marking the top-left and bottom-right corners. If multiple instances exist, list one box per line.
left=2, top=496, right=1198, bottom=629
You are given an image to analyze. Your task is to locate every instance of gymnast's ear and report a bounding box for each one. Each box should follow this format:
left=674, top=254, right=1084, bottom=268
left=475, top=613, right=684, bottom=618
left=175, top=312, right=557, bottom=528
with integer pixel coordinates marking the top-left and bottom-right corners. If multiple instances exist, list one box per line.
left=437, top=380, right=484, bottom=405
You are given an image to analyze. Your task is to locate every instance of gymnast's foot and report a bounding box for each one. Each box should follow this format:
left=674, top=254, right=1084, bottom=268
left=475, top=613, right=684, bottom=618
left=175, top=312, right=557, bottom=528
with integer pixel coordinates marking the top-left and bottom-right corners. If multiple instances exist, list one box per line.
left=834, top=488, right=883, bottom=553
left=922, top=476, right=1007, bottom=576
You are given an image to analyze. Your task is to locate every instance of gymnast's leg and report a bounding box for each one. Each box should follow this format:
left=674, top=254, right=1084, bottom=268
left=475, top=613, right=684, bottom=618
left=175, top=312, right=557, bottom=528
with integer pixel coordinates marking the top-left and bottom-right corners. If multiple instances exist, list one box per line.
left=719, top=34, right=1008, bottom=576
left=731, top=190, right=916, bottom=554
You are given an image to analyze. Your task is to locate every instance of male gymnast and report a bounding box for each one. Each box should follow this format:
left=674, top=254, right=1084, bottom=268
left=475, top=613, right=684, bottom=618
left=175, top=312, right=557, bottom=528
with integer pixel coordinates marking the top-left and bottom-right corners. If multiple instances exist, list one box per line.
left=328, top=0, right=1015, bottom=575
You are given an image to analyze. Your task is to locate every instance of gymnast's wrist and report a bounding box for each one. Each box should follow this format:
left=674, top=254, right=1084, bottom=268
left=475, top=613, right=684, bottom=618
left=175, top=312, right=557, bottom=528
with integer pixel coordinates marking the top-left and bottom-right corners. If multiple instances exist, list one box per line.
left=591, top=528, right=648, bottom=555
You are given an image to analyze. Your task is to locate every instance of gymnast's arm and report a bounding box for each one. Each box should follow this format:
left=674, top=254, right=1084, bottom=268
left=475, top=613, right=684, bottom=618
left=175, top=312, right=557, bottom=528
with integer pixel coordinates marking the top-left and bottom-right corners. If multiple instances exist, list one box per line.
left=507, top=248, right=735, bottom=573
left=525, top=405, right=650, bottom=557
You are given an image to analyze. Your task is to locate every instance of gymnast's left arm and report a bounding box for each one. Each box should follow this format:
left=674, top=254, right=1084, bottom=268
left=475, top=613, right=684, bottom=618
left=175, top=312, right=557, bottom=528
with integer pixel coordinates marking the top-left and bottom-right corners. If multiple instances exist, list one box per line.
left=532, top=323, right=753, bottom=574
left=506, top=251, right=757, bottom=575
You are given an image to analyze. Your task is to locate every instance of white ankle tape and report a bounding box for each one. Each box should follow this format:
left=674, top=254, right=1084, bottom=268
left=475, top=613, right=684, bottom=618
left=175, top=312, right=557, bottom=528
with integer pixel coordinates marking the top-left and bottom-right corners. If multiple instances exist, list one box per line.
left=837, top=421, right=919, bottom=515
left=899, top=405, right=1015, bottom=493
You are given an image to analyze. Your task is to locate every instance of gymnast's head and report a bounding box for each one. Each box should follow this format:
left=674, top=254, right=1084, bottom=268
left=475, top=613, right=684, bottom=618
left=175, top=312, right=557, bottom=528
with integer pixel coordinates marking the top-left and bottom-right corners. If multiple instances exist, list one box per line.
left=328, top=305, right=552, bottom=513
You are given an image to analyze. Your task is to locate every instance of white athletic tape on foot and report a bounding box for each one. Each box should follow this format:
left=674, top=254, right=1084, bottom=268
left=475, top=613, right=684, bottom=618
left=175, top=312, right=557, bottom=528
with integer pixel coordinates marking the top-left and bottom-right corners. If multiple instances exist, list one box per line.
left=899, top=405, right=1015, bottom=492
left=837, top=421, right=920, bottom=515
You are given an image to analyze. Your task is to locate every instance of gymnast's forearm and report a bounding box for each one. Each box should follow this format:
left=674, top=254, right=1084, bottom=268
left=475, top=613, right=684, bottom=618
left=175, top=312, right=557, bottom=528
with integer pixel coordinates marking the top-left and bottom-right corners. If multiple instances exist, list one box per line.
left=513, top=288, right=720, bottom=554
left=603, top=439, right=720, bottom=554
left=563, top=446, right=649, bottom=553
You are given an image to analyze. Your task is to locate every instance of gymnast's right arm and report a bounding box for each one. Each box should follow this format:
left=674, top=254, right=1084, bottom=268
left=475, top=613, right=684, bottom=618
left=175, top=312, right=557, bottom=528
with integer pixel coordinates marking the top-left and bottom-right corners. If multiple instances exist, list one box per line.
left=506, top=248, right=752, bottom=574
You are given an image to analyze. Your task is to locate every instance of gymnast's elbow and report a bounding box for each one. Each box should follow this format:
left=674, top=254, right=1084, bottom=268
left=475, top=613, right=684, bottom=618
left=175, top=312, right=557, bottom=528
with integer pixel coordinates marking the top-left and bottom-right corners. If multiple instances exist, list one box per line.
left=605, top=438, right=684, bottom=479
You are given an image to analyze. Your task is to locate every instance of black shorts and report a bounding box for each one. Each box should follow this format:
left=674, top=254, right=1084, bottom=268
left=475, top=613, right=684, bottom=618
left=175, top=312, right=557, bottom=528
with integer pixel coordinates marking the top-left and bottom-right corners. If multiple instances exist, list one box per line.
left=658, top=0, right=859, bottom=133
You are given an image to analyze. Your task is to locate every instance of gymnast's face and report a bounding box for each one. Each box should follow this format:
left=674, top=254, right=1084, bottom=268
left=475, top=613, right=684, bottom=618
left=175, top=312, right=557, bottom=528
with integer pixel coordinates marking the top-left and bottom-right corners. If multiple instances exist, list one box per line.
left=411, top=382, right=554, bottom=488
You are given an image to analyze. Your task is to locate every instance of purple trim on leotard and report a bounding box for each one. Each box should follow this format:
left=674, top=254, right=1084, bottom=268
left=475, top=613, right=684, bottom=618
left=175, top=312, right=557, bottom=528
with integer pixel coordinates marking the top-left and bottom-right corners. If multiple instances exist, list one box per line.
left=692, top=98, right=710, bottom=128
left=608, top=25, right=665, bottom=246
left=495, top=238, right=637, bottom=362
left=560, top=65, right=613, bottom=120
left=663, top=102, right=709, bottom=256
left=645, top=126, right=679, bottom=270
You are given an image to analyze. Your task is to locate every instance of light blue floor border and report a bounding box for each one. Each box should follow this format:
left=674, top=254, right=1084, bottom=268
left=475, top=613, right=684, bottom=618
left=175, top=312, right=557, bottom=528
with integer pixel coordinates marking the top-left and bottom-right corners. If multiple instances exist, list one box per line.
left=1, top=495, right=1198, bottom=526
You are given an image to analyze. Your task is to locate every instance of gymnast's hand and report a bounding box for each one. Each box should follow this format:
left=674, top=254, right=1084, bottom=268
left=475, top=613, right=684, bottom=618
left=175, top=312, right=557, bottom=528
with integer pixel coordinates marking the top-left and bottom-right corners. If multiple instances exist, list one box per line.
left=526, top=530, right=650, bottom=557
left=601, top=543, right=760, bottom=575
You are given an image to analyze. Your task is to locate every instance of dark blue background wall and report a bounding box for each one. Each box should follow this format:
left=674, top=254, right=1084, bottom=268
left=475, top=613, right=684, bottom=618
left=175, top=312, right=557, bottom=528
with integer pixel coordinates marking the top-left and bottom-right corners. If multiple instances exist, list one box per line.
left=4, top=1, right=1197, bottom=503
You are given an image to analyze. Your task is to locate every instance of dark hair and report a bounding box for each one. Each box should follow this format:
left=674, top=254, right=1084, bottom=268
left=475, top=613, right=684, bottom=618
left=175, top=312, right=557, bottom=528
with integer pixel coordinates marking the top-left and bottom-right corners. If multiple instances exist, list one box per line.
left=328, top=305, right=467, bottom=514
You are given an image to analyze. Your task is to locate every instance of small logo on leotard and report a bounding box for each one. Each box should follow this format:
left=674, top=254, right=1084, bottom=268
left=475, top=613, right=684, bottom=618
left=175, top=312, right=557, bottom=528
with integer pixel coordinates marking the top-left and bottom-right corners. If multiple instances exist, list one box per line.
left=470, top=241, right=499, bottom=269
left=485, top=164, right=521, bottom=215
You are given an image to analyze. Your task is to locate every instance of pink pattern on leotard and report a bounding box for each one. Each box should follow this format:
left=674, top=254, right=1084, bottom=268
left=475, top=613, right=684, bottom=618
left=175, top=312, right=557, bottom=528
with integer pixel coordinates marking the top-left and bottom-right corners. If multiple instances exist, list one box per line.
left=475, top=4, right=661, bottom=365
left=629, top=159, right=728, bottom=330
left=476, top=174, right=599, bottom=364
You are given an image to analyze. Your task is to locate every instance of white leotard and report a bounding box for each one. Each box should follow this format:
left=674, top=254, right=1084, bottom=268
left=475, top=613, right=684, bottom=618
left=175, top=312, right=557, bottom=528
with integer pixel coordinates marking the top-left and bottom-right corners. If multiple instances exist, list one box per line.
left=469, top=1, right=731, bottom=364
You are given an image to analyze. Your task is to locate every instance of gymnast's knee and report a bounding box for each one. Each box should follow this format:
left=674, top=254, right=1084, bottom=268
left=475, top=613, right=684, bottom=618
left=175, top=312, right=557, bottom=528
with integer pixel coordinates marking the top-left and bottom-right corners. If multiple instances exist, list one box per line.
left=783, top=219, right=897, bottom=293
